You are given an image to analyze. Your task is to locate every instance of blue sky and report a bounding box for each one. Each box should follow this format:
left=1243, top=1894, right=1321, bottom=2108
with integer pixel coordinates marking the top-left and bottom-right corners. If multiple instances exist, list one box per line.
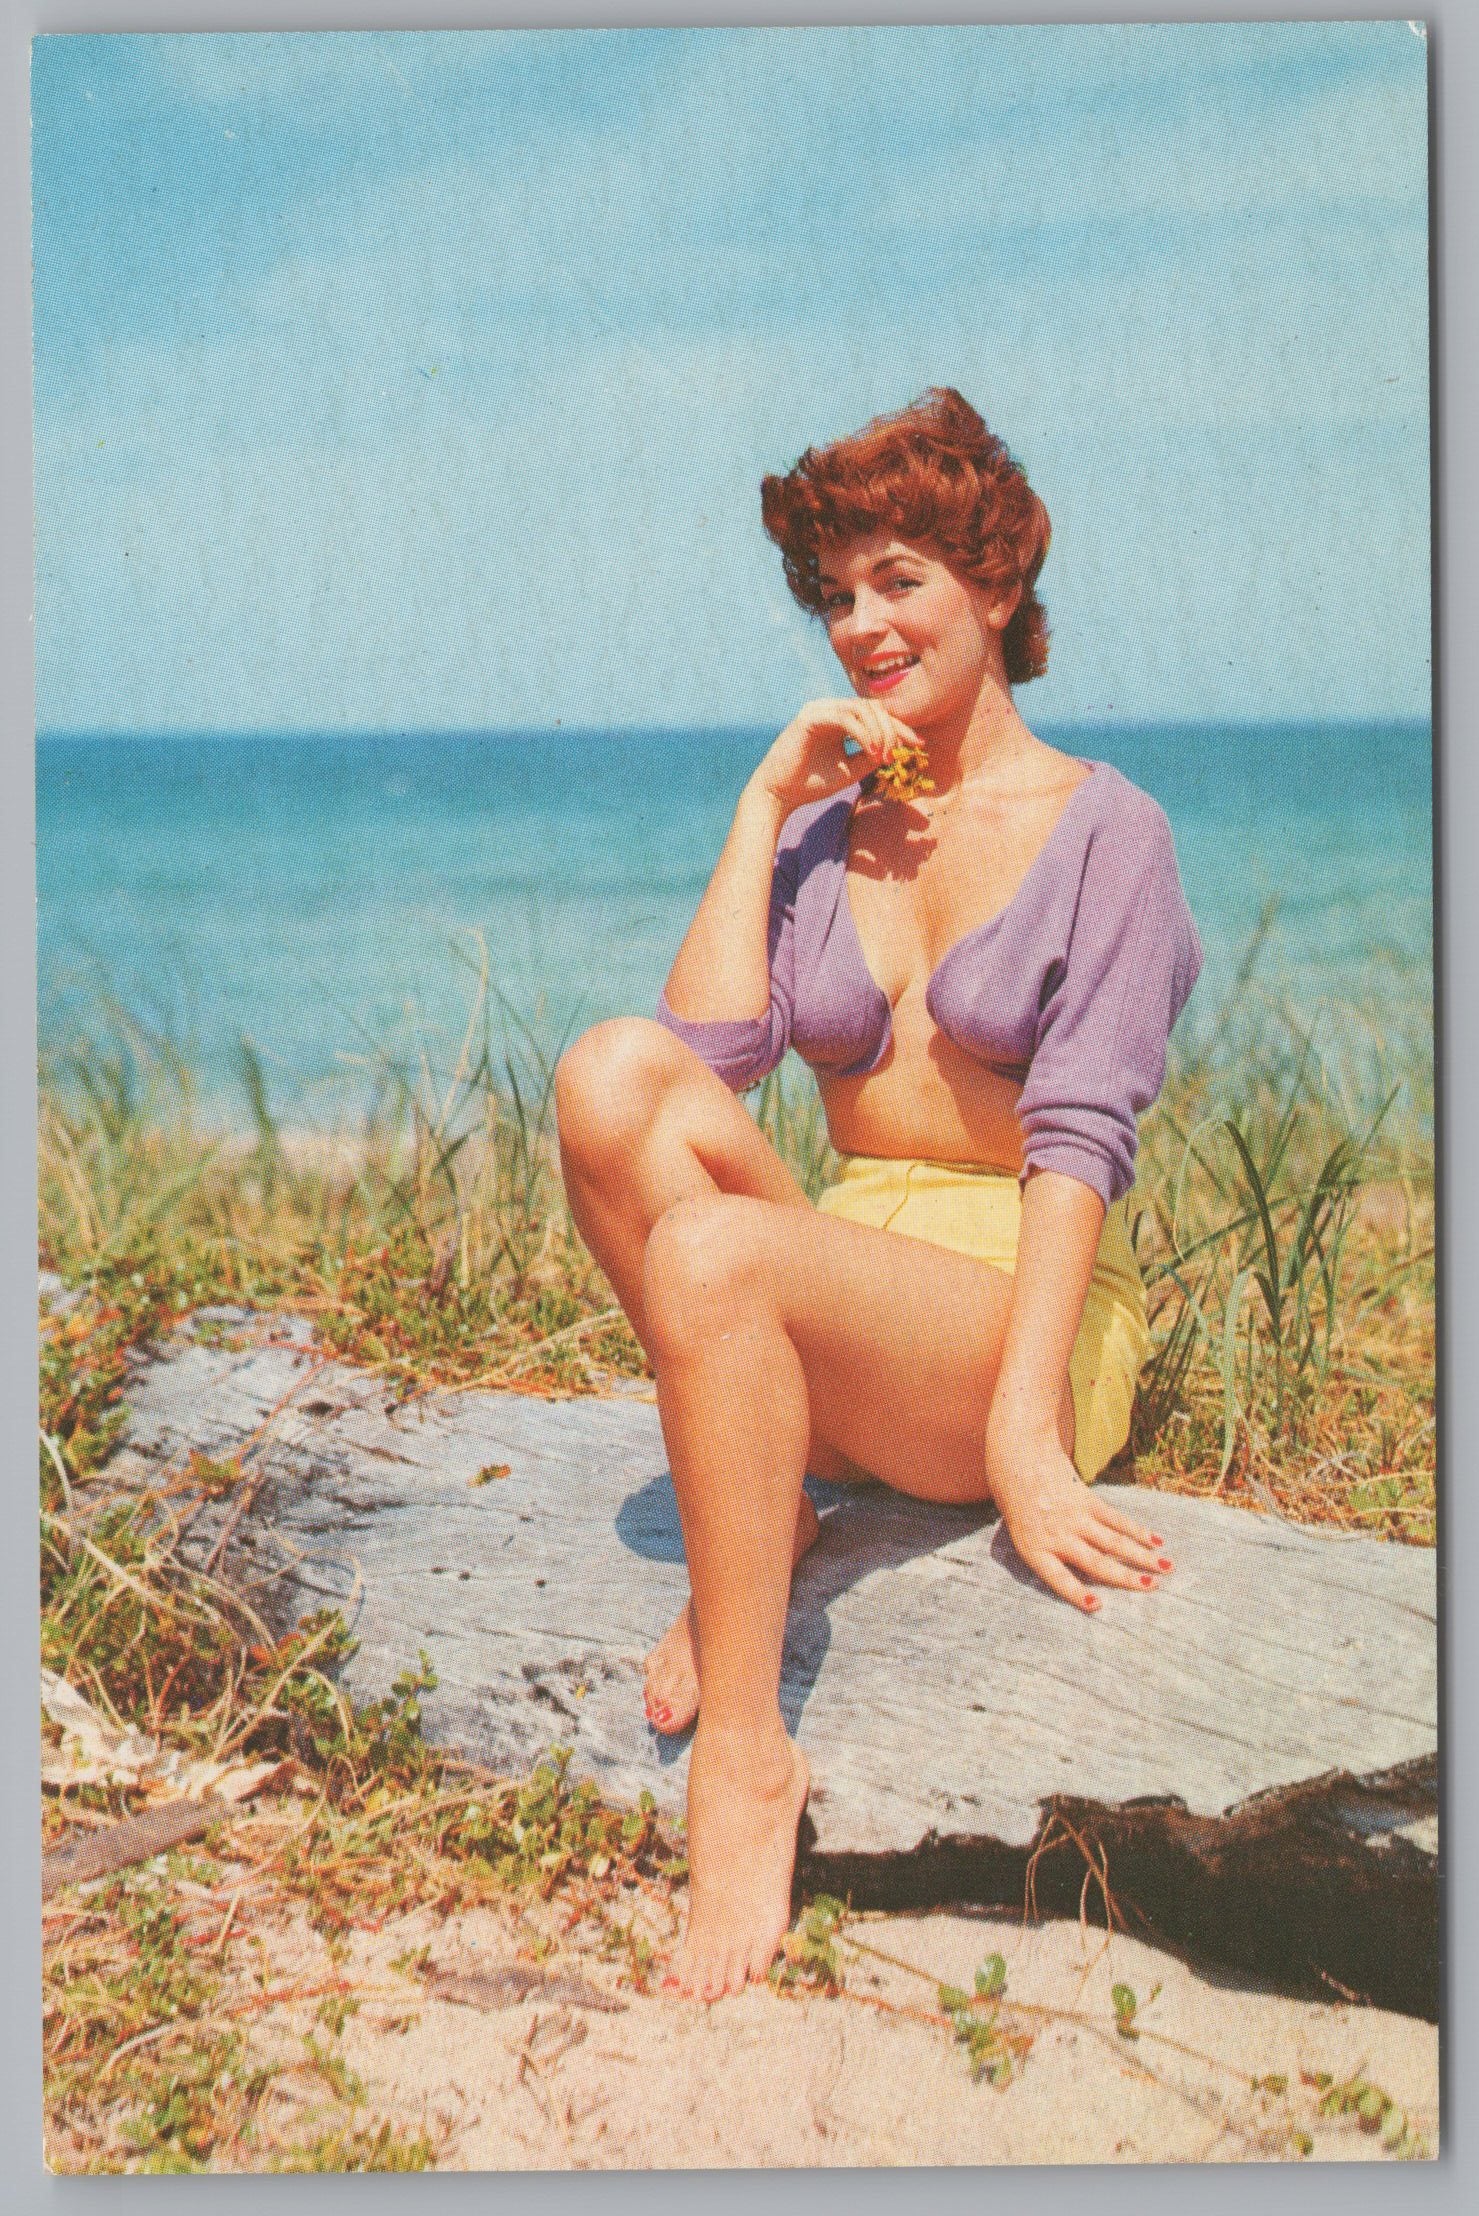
left=32, top=22, right=1430, bottom=734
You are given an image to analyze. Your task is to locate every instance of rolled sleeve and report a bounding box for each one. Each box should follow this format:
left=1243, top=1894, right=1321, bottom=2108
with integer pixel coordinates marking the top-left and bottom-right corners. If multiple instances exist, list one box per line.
left=655, top=999, right=790, bottom=1091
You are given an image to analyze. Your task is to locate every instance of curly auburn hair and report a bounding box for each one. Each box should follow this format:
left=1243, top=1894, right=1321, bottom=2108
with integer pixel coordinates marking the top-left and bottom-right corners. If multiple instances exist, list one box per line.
left=760, top=388, right=1052, bottom=686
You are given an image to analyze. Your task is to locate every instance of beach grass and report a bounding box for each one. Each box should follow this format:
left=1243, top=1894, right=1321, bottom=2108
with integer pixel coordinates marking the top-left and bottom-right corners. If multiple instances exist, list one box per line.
left=36, top=955, right=1434, bottom=2167
left=1128, top=952, right=1434, bottom=1542
left=39, top=942, right=1435, bottom=1527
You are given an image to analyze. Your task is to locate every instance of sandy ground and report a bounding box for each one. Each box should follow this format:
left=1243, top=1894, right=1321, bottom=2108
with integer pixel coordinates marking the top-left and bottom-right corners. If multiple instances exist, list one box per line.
left=196, top=1879, right=1438, bottom=2170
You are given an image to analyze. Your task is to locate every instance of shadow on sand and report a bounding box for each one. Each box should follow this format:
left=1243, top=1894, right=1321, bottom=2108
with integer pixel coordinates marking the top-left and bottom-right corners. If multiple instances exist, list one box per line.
left=615, top=1468, right=1002, bottom=1741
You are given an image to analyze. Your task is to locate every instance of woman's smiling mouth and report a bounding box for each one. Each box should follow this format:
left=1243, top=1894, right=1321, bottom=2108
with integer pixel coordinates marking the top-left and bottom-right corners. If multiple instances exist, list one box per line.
left=858, top=654, right=918, bottom=695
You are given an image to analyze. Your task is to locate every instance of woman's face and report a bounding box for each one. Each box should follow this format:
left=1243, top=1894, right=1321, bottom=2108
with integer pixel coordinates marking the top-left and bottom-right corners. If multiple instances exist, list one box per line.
left=817, top=533, right=1013, bottom=729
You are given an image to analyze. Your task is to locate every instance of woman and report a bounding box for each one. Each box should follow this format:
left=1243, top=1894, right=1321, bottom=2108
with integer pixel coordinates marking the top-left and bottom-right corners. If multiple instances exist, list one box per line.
left=555, top=389, right=1202, bottom=2001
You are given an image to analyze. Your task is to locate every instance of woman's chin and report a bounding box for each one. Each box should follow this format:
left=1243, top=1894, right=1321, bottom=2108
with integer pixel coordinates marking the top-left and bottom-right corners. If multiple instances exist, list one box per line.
left=891, top=694, right=943, bottom=734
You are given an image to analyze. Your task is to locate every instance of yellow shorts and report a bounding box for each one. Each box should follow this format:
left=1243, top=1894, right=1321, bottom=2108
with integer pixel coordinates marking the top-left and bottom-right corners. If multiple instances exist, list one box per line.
left=814, top=1155, right=1151, bottom=1483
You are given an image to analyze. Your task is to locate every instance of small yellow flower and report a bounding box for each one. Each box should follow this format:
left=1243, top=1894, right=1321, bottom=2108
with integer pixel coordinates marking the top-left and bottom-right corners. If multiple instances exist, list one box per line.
left=874, top=738, right=935, bottom=802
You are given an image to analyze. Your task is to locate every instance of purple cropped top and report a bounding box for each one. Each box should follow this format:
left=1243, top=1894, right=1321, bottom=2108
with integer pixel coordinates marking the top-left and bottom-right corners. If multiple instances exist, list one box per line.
left=656, top=760, right=1203, bottom=1209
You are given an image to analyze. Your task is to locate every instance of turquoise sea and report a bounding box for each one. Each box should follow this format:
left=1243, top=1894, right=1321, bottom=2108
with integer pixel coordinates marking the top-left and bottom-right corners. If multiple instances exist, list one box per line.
left=36, top=722, right=1434, bottom=1130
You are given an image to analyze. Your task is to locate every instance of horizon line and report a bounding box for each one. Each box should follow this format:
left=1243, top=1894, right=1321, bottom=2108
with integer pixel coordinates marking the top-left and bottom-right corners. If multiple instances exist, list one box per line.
left=36, top=711, right=1435, bottom=743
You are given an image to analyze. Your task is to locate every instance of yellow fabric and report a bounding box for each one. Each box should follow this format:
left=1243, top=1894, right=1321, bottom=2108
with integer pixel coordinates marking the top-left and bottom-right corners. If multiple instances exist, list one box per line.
left=814, top=1155, right=1151, bottom=1483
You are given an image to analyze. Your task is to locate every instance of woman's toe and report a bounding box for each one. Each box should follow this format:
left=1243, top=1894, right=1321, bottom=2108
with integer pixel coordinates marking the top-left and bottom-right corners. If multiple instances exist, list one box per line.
left=747, top=1931, right=780, bottom=1984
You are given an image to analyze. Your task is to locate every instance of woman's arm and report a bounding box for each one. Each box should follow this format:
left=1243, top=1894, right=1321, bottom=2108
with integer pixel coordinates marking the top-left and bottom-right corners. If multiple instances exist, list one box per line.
left=982, top=791, right=1200, bottom=1606
left=984, top=1167, right=1165, bottom=1612
left=989, top=1165, right=1102, bottom=1452
left=663, top=699, right=916, bottom=1024
left=663, top=777, right=791, bottom=1022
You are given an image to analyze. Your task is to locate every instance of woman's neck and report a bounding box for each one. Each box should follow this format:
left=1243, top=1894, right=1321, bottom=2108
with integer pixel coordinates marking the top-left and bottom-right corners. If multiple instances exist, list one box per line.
left=917, top=671, right=1043, bottom=800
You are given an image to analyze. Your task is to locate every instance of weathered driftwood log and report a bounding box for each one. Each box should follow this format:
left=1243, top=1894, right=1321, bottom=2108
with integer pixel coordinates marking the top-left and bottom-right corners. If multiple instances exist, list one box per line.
left=101, top=1311, right=1438, bottom=2017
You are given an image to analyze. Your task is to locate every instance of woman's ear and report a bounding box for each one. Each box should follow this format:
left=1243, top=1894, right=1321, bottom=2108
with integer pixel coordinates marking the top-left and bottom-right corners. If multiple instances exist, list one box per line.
left=986, top=583, right=1023, bottom=633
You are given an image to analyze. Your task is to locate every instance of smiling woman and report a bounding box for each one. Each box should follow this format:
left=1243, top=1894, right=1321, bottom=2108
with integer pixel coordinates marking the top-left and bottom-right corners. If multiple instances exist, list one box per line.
left=765, top=386, right=1053, bottom=690
left=553, top=388, right=1202, bottom=2002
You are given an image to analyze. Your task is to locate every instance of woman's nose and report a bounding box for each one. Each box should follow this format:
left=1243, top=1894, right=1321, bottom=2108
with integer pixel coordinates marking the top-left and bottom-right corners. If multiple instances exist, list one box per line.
left=838, top=586, right=891, bottom=646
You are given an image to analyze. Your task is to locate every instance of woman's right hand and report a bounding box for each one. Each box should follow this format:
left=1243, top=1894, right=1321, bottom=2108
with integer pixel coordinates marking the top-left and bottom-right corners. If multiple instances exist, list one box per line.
left=750, top=698, right=922, bottom=819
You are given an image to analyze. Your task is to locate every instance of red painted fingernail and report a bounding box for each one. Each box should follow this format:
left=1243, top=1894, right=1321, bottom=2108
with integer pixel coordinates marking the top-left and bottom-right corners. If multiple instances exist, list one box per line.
left=1149, top=1534, right=1164, bottom=1546
left=1158, top=1557, right=1174, bottom=1572
left=1140, top=1574, right=1156, bottom=1588
left=1083, top=1595, right=1100, bottom=1612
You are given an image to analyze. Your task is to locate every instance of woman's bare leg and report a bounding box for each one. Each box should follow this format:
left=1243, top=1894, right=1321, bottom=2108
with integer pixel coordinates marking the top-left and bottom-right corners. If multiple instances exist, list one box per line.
left=635, top=1188, right=1167, bottom=1998
left=640, top=1196, right=817, bottom=1999
left=555, top=1019, right=834, bottom=1731
left=642, top=1498, right=818, bottom=1735
left=555, top=1018, right=812, bottom=1324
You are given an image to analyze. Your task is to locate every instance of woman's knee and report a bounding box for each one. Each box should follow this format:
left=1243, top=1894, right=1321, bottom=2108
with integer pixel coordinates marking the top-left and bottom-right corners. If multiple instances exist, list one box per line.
left=555, top=1017, right=686, bottom=1173
left=641, top=1193, right=777, bottom=1361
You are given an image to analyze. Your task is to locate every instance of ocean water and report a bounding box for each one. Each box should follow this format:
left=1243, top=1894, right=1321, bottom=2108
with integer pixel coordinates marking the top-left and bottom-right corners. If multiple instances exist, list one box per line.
left=37, top=722, right=1434, bottom=1129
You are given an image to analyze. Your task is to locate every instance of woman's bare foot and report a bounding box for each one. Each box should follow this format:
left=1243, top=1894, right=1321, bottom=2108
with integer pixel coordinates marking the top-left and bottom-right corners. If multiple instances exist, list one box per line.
left=645, top=1495, right=821, bottom=1735
left=664, top=1722, right=810, bottom=2000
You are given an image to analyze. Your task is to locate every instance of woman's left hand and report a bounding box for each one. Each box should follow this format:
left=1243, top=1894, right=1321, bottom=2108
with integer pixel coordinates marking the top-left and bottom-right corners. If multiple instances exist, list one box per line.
left=984, top=1425, right=1172, bottom=1613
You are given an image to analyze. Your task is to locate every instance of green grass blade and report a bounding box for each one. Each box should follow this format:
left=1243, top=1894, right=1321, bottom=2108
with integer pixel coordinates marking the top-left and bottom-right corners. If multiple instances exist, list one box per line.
left=1221, top=1120, right=1283, bottom=1351
left=1218, top=1266, right=1254, bottom=1479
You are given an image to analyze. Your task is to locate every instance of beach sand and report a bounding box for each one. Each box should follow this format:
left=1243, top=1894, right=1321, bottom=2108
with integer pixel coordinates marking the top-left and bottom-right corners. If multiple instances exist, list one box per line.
left=139, top=1866, right=1436, bottom=2171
